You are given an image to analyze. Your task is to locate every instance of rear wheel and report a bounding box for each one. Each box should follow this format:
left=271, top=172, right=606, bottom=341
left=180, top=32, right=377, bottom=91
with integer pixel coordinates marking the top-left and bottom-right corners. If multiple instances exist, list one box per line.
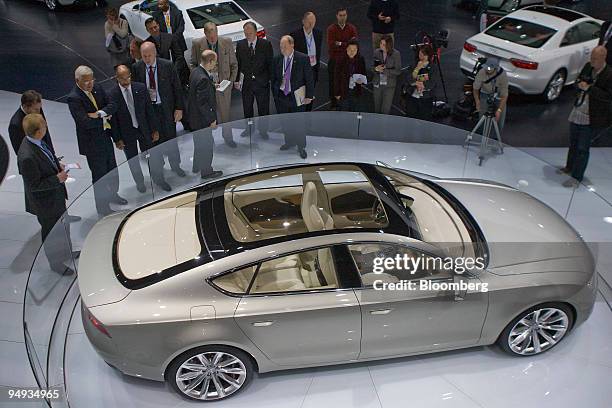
left=166, top=345, right=254, bottom=401
left=543, top=70, right=566, bottom=102
left=498, top=303, right=573, bottom=356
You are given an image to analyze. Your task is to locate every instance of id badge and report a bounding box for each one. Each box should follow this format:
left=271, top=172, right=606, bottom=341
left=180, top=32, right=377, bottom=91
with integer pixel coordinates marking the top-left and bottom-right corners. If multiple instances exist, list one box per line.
left=309, top=55, right=317, bottom=66
left=380, top=73, right=388, bottom=86
left=148, top=88, right=157, bottom=102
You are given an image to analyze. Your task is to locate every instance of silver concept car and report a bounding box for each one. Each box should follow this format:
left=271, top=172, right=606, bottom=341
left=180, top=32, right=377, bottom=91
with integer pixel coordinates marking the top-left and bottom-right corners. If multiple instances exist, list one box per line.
left=78, top=163, right=597, bottom=401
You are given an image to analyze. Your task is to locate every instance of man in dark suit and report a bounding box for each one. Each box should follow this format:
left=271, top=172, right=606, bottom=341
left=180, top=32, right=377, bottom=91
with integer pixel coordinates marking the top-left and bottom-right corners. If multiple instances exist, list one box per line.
left=144, top=17, right=183, bottom=62
left=17, top=114, right=74, bottom=274
left=234, top=21, right=274, bottom=139
left=290, top=12, right=323, bottom=99
left=133, top=42, right=186, bottom=178
left=8, top=90, right=54, bottom=155
left=188, top=50, right=223, bottom=179
left=599, top=20, right=612, bottom=65
left=67, top=65, right=126, bottom=216
left=153, top=0, right=187, bottom=52
left=109, top=65, right=170, bottom=192
left=271, top=35, right=314, bottom=159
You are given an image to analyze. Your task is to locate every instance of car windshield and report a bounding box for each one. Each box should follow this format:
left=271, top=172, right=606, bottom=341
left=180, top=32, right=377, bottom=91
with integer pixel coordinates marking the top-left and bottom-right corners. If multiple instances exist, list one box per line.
left=377, top=167, right=475, bottom=259
left=485, top=17, right=556, bottom=48
left=488, top=0, right=521, bottom=12
left=223, top=164, right=389, bottom=243
left=187, top=2, right=249, bottom=29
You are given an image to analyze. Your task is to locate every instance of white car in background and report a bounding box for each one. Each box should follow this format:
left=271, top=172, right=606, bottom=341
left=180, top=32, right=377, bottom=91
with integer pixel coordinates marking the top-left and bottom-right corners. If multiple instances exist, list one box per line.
left=461, top=5, right=602, bottom=102
left=119, top=0, right=265, bottom=62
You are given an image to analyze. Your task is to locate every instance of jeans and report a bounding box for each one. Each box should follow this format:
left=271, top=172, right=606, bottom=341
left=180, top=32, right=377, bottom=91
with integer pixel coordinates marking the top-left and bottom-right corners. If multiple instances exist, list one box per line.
left=565, top=123, right=596, bottom=182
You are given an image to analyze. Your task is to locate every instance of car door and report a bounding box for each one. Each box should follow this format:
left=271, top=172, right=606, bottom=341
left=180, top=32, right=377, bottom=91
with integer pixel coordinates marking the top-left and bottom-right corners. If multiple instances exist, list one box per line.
left=231, top=246, right=362, bottom=366
left=348, top=243, right=488, bottom=359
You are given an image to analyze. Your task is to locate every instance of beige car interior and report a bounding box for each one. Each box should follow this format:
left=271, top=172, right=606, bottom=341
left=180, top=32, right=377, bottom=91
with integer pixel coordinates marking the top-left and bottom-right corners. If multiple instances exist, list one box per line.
left=223, top=165, right=388, bottom=244
left=213, top=247, right=339, bottom=294
left=118, top=192, right=200, bottom=280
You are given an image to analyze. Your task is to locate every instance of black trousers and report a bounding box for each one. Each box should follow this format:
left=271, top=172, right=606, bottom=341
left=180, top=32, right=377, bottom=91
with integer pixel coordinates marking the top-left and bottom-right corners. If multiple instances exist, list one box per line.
left=192, top=128, right=215, bottom=176
left=123, top=127, right=165, bottom=185
left=38, top=210, right=71, bottom=271
left=152, top=104, right=181, bottom=169
left=241, top=82, right=270, bottom=133
left=565, top=123, right=599, bottom=182
left=85, top=137, right=119, bottom=214
left=405, top=96, right=433, bottom=121
left=328, top=58, right=337, bottom=107
left=275, top=93, right=306, bottom=148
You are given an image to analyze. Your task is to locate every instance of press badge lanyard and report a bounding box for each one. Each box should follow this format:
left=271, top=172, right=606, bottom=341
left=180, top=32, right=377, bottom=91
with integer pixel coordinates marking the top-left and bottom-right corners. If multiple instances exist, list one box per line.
left=305, top=32, right=316, bottom=66
left=284, top=57, right=293, bottom=74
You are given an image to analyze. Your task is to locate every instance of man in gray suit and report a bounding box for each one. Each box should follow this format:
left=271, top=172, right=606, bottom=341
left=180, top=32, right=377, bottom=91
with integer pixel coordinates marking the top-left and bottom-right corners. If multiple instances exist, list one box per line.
left=188, top=50, right=223, bottom=180
left=191, top=22, right=238, bottom=149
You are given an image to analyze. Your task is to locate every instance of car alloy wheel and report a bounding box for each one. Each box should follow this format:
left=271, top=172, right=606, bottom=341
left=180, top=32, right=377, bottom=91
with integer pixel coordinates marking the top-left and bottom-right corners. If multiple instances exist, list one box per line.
left=175, top=351, right=248, bottom=401
left=506, top=307, right=570, bottom=355
left=45, top=0, right=57, bottom=10
left=545, top=71, right=566, bottom=102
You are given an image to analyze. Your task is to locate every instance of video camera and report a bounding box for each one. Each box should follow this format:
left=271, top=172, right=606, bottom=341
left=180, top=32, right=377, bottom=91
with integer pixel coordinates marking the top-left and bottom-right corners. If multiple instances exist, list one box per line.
left=410, top=30, right=449, bottom=52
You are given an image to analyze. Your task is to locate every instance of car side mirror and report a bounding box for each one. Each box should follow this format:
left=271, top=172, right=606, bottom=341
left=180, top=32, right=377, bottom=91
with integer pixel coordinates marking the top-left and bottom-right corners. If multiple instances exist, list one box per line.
left=133, top=4, right=140, bottom=11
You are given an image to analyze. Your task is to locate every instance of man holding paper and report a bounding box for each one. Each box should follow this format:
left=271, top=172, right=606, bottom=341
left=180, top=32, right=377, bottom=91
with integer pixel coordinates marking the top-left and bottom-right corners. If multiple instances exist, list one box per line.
left=191, top=22, right=238, bottom=148
left=271, top=35, right=314, bottom=159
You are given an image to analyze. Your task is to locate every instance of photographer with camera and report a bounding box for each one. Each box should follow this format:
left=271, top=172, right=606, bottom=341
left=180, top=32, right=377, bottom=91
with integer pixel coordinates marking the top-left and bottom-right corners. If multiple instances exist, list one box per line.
left=473, top=57, right=508, bottom=130
left=559, top=46, right=612, bottom=187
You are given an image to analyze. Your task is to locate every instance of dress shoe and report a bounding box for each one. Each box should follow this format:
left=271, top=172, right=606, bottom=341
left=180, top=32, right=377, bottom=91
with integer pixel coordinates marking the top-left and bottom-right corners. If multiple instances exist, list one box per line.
left=192, top=164, right=200, bottom=174
left=562, top=179, right=579, bottom=188
left=556, top=167, right=570, bottom=175
left=136, top=182, right=146, bottom=193
left=298, top=148, right=307, bottom=159
left=280, top=143, right=294, bottom=151
left=64, top=214, right=81, bottom=223
left=239, top=129, right=250, bottom=138
left=225, top=139, right=238, bottom=148
left=155, top=181, right=172, bottom=192
left=259, top=131, right=270, bottom=140
left=172, top=167, right=186, bottom=177
left=111, top=195, right=128, bottom=205
left=201, top=170, right=223, bottom=179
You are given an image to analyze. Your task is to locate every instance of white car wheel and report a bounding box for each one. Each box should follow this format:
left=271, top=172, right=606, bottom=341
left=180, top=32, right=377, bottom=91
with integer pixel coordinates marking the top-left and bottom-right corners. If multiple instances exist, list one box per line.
left=544, top=70, right=566, bottom=102
left=45, top=0, right=58, bottom=10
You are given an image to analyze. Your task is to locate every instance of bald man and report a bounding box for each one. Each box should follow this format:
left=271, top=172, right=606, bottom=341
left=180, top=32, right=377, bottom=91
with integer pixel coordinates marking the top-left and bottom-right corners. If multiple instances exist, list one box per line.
left=560, top=46, right=612, bottom=187
left=271, top=35, right=314, bottom=159
left=132, top=41, right=186, bottom=179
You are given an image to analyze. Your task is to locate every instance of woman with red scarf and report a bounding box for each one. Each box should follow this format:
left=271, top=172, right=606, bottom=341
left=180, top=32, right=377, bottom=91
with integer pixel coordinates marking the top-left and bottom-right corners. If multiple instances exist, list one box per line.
left=333, top=40, right=368, bottom=112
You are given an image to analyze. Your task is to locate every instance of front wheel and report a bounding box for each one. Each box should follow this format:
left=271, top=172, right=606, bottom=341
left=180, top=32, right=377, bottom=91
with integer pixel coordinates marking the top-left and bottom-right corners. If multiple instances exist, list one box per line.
left=166, top=345, right=254, bottom=401
left=543, top=70, right=566, bottom=102
left=498, top=303, right=573, bottom=356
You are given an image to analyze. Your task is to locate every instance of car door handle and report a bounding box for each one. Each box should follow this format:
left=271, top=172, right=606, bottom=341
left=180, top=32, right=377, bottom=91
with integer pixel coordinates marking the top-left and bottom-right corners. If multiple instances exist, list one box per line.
left=369, top=309, right=392, bottom=315
left=251, top=321, right=274, bottom=327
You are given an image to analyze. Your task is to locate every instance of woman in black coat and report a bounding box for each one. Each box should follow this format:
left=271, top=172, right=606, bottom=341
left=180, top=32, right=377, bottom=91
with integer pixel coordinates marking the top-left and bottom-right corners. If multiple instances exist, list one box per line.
left=334, top=40, right=368, bottom=112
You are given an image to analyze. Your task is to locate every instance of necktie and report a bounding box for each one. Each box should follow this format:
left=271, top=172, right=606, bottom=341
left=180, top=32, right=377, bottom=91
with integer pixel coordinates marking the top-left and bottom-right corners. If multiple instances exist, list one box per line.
left=605, top=25, right=612, bottom=45
left=124, top=87, right=139, bottom=128
left=86, top=91, right=111, bottom=130
left=283, top=57, right=292, bottom=96
left=165, top=14, right=171, bottom=32
left=249, top=42, right=255, bottom=57
left=148, top=66, right=157, bottom=90
left=39, top=141, right=58, bottom=170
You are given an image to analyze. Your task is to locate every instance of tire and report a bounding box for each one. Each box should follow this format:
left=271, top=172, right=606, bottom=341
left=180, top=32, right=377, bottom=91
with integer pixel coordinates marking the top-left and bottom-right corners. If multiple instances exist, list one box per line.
left=543, top=70, right=566, bottom=102
left=498, top=302, right=573, bottom=356
left=166, top=345, right=254, bottom=402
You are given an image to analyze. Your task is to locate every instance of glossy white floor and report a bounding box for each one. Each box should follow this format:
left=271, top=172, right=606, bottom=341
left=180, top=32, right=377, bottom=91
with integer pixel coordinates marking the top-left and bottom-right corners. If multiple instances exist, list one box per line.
left=1, top=89, right=611, bottom=407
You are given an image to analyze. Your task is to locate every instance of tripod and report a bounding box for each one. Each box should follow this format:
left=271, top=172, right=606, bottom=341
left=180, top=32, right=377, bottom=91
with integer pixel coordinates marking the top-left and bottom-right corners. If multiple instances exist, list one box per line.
left=464, top=111, right=504, bottom=166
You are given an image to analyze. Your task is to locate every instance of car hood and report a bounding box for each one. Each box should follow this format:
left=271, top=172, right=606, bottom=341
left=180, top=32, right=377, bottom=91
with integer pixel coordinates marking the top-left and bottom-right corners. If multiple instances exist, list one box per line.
left=434, top=180, right=591, bottom=272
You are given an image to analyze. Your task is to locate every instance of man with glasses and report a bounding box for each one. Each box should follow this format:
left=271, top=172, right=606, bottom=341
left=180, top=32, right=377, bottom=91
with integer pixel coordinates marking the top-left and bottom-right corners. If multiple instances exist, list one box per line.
left=109, top=65, right=170, bottom=192
left=67, top=65, right=126, bottom=216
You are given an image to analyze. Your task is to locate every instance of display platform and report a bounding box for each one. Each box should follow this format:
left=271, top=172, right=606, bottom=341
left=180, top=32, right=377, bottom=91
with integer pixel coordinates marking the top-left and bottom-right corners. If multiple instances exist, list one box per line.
left=19, top=111, right=612, bottom=408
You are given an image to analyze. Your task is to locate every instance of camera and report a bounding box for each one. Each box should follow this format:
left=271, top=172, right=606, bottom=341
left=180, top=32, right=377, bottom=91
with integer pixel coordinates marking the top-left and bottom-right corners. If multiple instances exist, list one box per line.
left=485, top=93, right=499, bottom=116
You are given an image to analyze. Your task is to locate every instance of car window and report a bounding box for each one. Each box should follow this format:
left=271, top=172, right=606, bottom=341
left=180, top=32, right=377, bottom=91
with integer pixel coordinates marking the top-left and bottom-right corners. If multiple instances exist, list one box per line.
left=348, top=243, right=451, bottom=287
left=575, top=21, right=601, bottom=43
left=212, top=265, right=256, bottom=294
left=187, top=2, right=249, bottom=29
left=222, top=164, right=388, bottom=243
left=139, top=0, right=158, bottom=15
left=249, top=248, right=339, bottom=294
left=561, top=26, right=581, bottom=47
left=485, top=17, right=557, bottom=48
